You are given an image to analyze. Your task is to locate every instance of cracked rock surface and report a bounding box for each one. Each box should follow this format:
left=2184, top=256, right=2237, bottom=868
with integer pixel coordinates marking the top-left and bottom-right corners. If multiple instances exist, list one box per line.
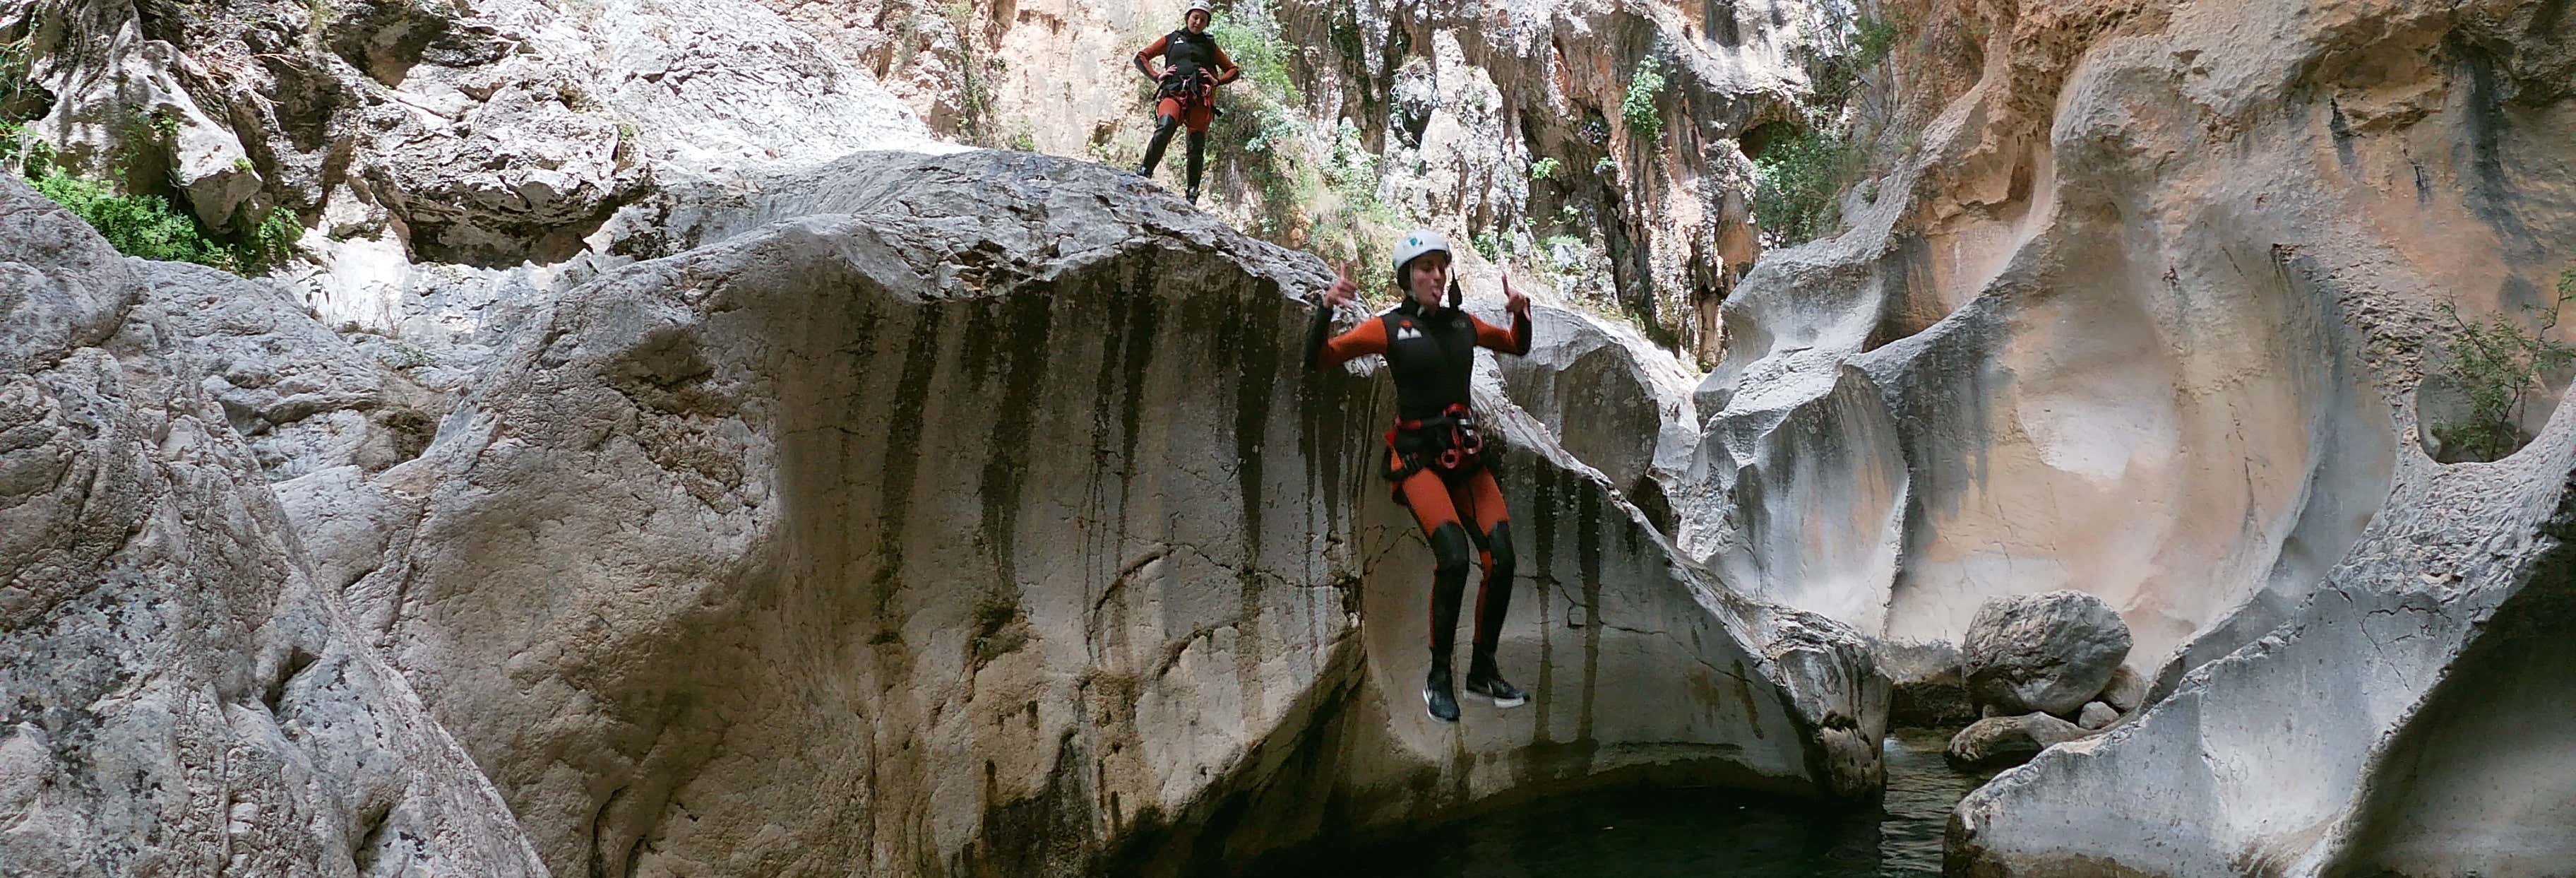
left=1654, top=0, right=2576, bottom=873
left=0, top=174, right=546, bottom=878
left=270, top=149, right=1883, bottom=876
left=1952, top=400, right=2576, bottom=877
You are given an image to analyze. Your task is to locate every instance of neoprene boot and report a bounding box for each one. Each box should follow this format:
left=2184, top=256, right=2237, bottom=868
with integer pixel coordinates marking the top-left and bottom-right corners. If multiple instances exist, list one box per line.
left=1465, top=653, right=1527, bottom=708
left=1183, top=131, right=1207, bottom=204
left=1425, top=658, right=1461, bottom=723
left=1139, top=115, right=1180, bottom=179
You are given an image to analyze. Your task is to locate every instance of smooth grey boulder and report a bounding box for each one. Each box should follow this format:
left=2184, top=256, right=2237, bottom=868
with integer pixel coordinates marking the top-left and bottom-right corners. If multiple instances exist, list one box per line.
left=0, top=172, right=137, bottom=374
left=340, top=150, right=1888, bottom=876
left=1963, top=591, right=2133, bottom=716
left=2098, top=665, right=2149, bottom=713
left=1883, top=641, right=1978, bottom=727
left=2077, top=701, right=2121, bottom=730
left=1945, top=712, right=2091, bottom=771
left=1481, top=302, right=1701, bottom=521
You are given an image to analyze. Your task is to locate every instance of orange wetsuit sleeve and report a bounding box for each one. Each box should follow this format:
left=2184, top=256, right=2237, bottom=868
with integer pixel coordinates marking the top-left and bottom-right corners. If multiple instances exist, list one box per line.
left=1134, top=35, right=1169, bottom=77
left=1211, top=45, right=1241, bottom=85
left=1306, top=309, right=1387, bottom=371
left=1472, top=311, right=1532, bottom=356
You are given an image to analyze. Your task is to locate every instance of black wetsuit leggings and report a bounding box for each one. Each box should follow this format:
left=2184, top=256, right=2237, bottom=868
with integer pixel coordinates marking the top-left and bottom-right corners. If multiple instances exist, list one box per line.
left=1394, top=462, right=1515, bottom=675
left=1140, top=105, right=1207, bottom=193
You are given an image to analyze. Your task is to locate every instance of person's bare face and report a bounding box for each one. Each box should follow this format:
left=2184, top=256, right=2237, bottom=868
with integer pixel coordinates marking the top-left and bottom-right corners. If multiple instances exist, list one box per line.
left=1186, top=10, right=1210, bottom=32
left=1407, top=252, right=1451, bottom=308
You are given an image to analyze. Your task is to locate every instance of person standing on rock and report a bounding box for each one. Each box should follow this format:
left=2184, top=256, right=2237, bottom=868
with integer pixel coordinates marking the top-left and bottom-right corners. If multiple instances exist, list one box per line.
left=1131, top=0, right=1239, bottom=204
left=1305, top=230, right=1534, bottom=723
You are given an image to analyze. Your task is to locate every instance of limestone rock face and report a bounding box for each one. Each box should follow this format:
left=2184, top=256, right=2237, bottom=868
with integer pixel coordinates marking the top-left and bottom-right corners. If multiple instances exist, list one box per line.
left=1952, top=406, right=2576, bottom=877
left=1479, top=302, right=1703, bottom=521
left=1679, top=0, right=2568, bottom=707
left=0, top=168, right=134, bottom=374
left=6, top=0, right=950, bottom=283
left=1732, top=0, right=2576, bottom=871
left=1662, top=0, right=2576, bottom=870
left=0, top=174, right=546, bottom=877
left=1681, top=357, right=1909, bottom=632
left=314, top=150, right=1883, bottom=877
left=1944, top=712, right=2088, bottom=771
left=819, top=0, right=1842, bottom=357
left=141, top=261, right=444, bottom=482
left=2075, top=702, right=2118, bottom=732
left=1962, top=591, right=2132, bottom=717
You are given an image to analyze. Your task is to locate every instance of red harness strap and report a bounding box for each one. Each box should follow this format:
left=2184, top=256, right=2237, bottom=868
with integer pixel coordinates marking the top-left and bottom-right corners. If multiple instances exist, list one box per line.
left=1383, top=404, right=1486, bottom=504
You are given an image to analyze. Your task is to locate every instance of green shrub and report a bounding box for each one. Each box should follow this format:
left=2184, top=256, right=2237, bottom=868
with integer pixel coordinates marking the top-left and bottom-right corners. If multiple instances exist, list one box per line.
left=6, top=90, right=302, bottom=274
left=242, top=205, right=304, bottom=271
left=1211, top=2, right=1299, bottom=102
left=1529, top=156, right=1561, bottom=182
left=1210, top=0, right=1313, bottom=232
left=305, top=0, right=335, bottom=44
left=941, top=1, right=997, bottom=145
left=1621, top=56, right=1667, bottom=148
left=1308, top=120, right=1402, bottom=290
left=33, top=172, right=227, bottom=265
left=1322, top=117, right=1376, bottom=202
left=1186, top=1, right=1404, bottom=275
left=2430, top=280, right=2576, bottom=463
left=1854, top=14, right=1903, bottom=67
left=0, top=120, right=24, bottom=170
left=27, top=171, right=302, bottom=273
left=0, top=37, right=34, bottom=118
left=1753, top=129, right=1856, bottom=247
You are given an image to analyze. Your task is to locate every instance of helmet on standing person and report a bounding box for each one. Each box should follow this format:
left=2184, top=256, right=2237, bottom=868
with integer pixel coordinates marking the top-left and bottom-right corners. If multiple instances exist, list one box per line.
left=1390, top=229, right=1454, bottom=286
left=1392, top=229, right=1462, bottom=306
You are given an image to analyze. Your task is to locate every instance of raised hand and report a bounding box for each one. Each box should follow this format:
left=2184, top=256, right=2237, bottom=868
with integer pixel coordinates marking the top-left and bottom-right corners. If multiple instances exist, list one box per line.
left=1323, top=271, right=1359, bottom=308
left=1503, top=271, right=1531, bottom=315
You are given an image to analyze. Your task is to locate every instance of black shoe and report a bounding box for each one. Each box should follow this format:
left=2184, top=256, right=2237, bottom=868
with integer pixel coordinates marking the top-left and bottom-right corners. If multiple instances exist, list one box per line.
left=1183, top=186, right=1200, bottom=204
left=1466, top=669, right=1527, bottom=708
left=1424, top=668, right=1460, bottom=723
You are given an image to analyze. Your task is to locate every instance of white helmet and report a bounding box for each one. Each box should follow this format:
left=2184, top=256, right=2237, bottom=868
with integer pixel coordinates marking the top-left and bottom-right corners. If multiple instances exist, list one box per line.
left=1390, top=228, right=1454, bottom=284
left=1186, top=0, right=1213, bottom=18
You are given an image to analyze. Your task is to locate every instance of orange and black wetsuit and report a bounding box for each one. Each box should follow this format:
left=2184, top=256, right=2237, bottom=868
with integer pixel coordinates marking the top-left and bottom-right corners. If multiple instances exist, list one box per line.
left=1133, top=29, right=1239, bottom=198
left=1308, top=297, right=1532, bottom=692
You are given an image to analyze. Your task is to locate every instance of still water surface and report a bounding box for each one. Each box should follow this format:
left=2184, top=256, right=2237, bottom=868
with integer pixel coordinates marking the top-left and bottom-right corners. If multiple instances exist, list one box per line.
left=1253, top=728, right=1986, bottom=877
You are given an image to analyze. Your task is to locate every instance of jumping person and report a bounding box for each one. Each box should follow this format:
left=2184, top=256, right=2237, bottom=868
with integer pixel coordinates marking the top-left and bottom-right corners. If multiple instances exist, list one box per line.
left=1306, top=230, right=1534, bottom=723
left=1131, top=0, right=1239, bottom=204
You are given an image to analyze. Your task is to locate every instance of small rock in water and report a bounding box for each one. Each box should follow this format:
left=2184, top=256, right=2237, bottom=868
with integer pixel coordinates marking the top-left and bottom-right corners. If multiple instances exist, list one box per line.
left=1963, top=591, right=2133, bottom=716
left=1946, top=712, right=2091, bottom=771
left=1883, top=641, right=1979, bottom=726
left=2097, top=665, right=2149, bottom=713
left=2077, top=701, right=2120, bottom=730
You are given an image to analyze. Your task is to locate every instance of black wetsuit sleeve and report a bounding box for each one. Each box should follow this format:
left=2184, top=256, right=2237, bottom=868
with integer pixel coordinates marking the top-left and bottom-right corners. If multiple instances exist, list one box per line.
left=1304, top=304, right=1333, bottom=371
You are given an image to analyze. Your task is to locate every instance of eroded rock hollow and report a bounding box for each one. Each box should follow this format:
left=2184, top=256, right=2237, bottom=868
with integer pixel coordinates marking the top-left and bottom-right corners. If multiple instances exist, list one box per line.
left=6, top=0, right=2575, bottom=874
left=4, top=146, right=1883, bottom=874
left=1681, top=0, right=2576, bottom=873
